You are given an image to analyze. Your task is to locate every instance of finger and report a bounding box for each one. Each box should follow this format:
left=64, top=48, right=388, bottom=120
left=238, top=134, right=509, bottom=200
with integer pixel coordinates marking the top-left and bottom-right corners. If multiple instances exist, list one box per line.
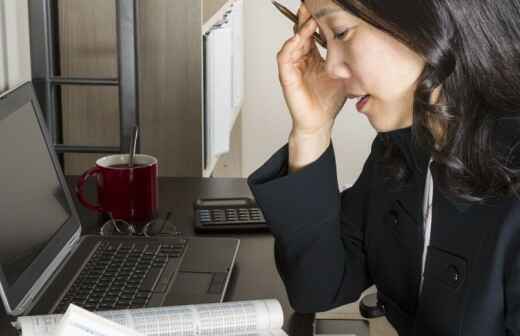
left=290, top=43, right=312, bottom=62
left=293, top=6, right=302, bottom=33
left=295, top=16, right=318, bottom=42
left=291, top=18, right=320, bottom=61
left=291, top=35, right=322, bottom=63
left=277, top=35, right=306, bottom=86
left=277, top=34, right=301, bottom=65
left=298, top=4, right=312, bottom=28
left=280, top=17, right=318, bottom=64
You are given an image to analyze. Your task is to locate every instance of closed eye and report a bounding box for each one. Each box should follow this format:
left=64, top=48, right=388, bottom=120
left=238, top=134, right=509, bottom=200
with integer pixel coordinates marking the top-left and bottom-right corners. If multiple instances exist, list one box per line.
left=334, top=29, right=349, bottom=40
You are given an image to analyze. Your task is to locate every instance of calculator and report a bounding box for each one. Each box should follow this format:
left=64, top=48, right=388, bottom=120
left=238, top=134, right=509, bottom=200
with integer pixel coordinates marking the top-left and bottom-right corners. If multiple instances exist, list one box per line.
left=193, top=197, right=268, bottom=232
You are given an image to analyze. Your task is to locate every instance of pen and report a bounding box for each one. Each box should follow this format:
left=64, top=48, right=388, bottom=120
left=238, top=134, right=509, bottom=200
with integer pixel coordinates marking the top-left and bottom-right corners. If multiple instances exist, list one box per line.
left=271, top=0, right=327, bottom=48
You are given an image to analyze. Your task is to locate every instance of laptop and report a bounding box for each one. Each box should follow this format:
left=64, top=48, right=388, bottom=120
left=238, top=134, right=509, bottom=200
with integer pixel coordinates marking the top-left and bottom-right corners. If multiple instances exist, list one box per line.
left=0, top=82, right=240, bottom=317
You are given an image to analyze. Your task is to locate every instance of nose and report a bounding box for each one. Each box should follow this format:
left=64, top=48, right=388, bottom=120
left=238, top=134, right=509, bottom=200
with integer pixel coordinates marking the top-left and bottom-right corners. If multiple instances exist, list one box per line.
left=325, top=46, right=352, bottom=79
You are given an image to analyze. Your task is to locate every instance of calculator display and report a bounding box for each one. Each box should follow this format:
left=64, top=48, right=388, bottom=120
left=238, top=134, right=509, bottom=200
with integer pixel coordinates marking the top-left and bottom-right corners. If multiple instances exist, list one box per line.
left=201, top=199, right=249, bottom=206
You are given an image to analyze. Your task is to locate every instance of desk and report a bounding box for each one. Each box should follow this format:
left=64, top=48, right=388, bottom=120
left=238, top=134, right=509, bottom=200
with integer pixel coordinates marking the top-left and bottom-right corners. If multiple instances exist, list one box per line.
left=0, top=177, right=314, bottom=335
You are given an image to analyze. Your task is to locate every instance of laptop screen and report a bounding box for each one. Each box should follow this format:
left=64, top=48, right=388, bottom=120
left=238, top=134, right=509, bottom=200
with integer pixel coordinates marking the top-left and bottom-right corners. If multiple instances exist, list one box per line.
left=0, top=83, right=81, bottom=315
left=0, top=102, right=71, bottom=286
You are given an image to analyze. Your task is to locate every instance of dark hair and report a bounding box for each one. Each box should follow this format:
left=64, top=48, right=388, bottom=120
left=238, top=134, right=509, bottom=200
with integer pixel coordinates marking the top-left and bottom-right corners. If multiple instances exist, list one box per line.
left=334, top=0, right=520, bottom=202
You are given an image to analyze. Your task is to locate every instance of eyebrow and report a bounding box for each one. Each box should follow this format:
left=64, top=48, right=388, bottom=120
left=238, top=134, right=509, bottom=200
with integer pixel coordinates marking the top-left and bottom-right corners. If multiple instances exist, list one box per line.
left=313, top=7, right=341, bottom=19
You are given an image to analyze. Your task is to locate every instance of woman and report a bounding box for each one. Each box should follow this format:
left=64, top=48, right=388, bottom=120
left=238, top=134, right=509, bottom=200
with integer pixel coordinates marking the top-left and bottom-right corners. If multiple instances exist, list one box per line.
left=247, top=0, right=520, bottom=335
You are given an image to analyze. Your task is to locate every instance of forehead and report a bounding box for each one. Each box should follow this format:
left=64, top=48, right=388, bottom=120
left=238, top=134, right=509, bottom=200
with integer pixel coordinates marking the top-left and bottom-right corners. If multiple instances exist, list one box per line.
left=304, top=0, right=345, bottom=19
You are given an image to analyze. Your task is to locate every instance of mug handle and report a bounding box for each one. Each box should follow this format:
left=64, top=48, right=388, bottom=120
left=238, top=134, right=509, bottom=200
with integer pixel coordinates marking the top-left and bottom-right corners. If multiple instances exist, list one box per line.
left=75, top=166, right=104, bottom=212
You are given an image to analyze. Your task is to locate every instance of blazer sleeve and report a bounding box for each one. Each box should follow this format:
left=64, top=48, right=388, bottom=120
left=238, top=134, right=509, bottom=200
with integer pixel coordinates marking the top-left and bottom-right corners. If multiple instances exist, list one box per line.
left=247, top=138, right=379, bottom=313
left=504, top=203, right=520, bottom=335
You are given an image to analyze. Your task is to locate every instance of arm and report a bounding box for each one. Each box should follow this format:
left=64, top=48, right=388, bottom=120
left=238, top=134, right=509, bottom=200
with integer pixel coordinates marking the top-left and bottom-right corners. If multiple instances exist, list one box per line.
left=504, top=204, right=520, bottom=335
left=247, top=138, right=379, bottom=313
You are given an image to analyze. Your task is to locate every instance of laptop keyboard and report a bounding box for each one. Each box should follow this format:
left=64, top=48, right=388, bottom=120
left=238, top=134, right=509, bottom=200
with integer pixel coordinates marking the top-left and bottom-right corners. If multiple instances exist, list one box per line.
left=54, top=239, right=186, bottom=313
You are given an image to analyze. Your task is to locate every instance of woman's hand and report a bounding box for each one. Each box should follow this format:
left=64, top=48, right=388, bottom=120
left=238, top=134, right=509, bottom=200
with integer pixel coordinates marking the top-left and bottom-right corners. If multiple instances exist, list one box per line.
left=277, top=4, right=347, bottom=137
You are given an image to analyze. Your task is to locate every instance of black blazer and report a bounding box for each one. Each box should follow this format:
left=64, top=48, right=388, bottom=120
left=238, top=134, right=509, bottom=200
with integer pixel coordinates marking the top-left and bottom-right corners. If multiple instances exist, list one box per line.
left=247, top=127, right=520, bottom=336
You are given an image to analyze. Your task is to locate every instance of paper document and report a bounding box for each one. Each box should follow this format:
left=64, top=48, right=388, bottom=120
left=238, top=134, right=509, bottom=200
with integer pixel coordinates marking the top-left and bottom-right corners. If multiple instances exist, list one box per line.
left=15, top=299, right=288, bottom=336
left=54, top=304, right=143, bottom=336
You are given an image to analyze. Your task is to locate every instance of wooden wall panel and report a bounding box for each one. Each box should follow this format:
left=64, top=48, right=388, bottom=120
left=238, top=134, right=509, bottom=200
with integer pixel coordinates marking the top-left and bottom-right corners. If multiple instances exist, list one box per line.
left=203, top=0, right=229, bottom=23
left=138, top=0, right=202, bottom=176
left=58, top=0, right=119, bottom=175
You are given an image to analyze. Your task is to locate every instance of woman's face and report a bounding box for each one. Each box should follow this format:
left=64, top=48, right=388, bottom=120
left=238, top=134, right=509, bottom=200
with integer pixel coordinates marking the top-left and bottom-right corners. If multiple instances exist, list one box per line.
left=304, top=0, right=426, bottom=132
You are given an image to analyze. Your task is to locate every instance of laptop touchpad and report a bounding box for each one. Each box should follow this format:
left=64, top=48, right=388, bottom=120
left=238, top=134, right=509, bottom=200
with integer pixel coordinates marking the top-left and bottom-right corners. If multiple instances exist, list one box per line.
left=165, top=272, right=218, bottom=305
left=180, top=239, right=236, bottom=273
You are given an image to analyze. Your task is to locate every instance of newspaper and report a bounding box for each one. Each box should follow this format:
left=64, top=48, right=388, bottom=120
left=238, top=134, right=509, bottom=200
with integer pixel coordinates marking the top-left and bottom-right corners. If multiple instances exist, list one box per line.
left=14, top=299, right=288, bottom=336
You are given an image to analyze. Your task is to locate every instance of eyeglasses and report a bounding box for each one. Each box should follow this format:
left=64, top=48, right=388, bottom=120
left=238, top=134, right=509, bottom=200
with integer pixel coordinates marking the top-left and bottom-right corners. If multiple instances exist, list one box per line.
left=100, top=211, right=181, bottom=237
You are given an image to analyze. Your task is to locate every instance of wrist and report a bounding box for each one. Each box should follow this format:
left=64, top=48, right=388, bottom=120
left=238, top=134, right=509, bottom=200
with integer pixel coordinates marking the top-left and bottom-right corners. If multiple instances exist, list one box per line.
left=288, top=127, right=331, bottom=173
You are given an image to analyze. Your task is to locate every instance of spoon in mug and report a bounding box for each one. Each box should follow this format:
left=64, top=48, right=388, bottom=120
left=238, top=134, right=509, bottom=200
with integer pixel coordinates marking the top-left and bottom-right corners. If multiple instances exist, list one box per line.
left=128, top=126, right=139, bottom=169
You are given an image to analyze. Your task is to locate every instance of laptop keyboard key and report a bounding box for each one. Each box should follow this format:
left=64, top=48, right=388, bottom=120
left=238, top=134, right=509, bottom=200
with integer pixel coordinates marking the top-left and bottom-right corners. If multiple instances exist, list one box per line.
left=153, top=258, right=180, bottom=293
left=147, top=293, right=163, bottom=307
left=139, top=267, right=164, bottom=292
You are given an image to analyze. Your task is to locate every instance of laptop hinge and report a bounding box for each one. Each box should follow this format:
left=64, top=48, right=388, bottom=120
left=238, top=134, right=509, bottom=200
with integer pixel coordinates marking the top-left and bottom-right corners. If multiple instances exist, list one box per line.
left=13, top=230, right=81, bottom=316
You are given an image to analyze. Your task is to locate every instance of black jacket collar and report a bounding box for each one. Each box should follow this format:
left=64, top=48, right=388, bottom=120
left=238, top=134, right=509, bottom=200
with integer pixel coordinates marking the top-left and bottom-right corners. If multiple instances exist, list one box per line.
left=379, top=126, right=430, bottom=184
left=379, top=126, right=473, bottom=213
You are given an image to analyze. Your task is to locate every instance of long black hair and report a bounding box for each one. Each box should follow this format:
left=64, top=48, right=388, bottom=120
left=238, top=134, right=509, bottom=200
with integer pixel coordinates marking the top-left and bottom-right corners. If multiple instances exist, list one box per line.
left=333, top=0, right=520, bottom=202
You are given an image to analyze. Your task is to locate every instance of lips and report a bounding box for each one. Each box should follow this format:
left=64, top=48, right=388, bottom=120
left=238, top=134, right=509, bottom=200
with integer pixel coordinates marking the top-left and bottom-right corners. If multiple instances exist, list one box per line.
left=346, top=93, right=370, bottom=111
left=355, top=95, right=370, bottom=111
left=354, top=94, right=369, bottom=103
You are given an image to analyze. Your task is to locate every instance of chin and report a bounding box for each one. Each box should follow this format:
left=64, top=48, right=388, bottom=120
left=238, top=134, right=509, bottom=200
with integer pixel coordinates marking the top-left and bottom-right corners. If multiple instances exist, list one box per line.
left=366, top=115, right=411, bottom=133
left=366, top=116, right=392, bottom=133
left=363, top=99, right=413, bottom=133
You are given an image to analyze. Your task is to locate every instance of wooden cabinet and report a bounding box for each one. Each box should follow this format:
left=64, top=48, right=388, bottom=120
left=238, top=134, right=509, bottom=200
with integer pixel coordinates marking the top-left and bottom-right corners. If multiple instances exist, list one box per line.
left=59, top=0, right=242, bottom=177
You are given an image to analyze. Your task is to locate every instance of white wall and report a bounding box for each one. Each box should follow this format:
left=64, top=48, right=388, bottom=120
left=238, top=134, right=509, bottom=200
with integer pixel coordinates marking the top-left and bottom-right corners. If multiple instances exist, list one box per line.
left=241, top=0, right=375, bottom=188
left=0, top=0, right=31, bottom=93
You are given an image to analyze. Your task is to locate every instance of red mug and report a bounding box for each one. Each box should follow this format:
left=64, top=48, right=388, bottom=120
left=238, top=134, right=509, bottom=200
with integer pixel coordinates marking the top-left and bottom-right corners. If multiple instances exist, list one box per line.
left=76, top=154, right=159, bottom=223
